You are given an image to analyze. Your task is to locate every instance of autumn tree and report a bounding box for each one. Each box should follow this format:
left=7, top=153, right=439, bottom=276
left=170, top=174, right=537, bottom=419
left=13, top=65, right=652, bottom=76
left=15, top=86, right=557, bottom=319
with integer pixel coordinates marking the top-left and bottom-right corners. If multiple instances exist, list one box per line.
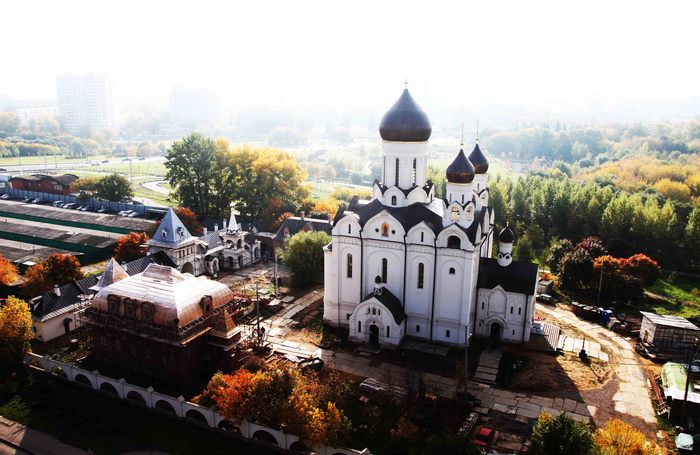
left=114, top=232, right=150, bottom=262
left=593, top=255, right=643, bottom=301
left=0, top=255, right=19, bottom=286
left=559, top=237, right=607, bottom=292
left=281, top=231, right=331, bottom=287
left=272, top=212, right=293, bottom=231
left=21, top=253, right=84, bottom=295
left=621, top=254, right=661, bottom=286
left=546, top=238, right=573, bottom=274
left=594, top=419, right=664, bottom=455
left=529, top=411, right=596, bottom=455
left=166, top=133, right=217, bottom=216
left=0, top=296, right=33, bottom=370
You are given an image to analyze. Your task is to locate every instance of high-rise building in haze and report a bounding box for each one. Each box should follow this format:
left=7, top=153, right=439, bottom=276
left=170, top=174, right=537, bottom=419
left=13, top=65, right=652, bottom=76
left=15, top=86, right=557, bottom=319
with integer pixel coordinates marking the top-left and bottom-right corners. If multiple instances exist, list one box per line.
left=169, top=86, right=223, bottom=127
left=56, top=73, right=115, bottom=136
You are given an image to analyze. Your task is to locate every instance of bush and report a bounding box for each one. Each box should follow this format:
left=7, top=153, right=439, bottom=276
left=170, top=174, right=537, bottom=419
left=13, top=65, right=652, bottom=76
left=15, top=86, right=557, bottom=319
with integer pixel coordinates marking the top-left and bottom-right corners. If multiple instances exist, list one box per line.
left=529, top=411, right=595, bottom=455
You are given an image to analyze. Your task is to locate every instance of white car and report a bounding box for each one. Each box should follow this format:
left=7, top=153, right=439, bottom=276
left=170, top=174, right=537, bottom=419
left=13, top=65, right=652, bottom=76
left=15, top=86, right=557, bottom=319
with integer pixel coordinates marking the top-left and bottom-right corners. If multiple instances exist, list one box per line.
left=0, top=194, right=10, bottom=200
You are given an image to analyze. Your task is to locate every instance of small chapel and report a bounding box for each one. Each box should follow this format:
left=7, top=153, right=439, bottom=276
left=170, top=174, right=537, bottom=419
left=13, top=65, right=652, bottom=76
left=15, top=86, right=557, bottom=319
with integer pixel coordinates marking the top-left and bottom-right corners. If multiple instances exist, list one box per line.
left=323, top=87, right=539, bottom=348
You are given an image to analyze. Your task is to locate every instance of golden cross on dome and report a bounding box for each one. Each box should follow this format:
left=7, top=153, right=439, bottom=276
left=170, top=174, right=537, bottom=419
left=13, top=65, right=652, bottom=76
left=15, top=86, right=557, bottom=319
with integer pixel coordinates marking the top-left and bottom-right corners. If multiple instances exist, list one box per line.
left=404, top=76, right=408, bottom=88
left=460, top=121, right=464, bottom=146
left=476, top=120, right=480, bottom=143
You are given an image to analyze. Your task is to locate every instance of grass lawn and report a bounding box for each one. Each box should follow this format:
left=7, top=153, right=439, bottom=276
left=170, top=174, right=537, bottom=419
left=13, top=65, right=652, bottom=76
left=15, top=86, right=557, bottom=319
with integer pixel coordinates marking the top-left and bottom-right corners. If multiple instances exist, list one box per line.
left=649, top=273, right=700, bottom=305
left=0, top=372, right=273, bottom=455
left=0, top=154, right=112, bottom=167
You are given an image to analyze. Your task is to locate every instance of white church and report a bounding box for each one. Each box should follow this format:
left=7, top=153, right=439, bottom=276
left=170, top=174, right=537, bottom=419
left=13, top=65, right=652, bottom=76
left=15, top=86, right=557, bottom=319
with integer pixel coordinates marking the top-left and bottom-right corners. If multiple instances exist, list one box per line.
left=323, top=87, right=539, bottom=348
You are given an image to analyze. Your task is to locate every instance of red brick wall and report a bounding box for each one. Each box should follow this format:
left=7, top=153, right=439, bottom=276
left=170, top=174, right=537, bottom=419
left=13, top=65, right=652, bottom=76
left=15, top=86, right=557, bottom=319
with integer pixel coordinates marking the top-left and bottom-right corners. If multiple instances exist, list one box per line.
left=9, top=177, right=72, bottom=195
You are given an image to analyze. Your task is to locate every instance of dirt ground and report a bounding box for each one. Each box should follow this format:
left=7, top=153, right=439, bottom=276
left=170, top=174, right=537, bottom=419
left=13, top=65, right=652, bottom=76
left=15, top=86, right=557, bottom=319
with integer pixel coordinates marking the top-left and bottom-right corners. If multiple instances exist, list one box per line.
left=507, top=349, right=612, bottom=394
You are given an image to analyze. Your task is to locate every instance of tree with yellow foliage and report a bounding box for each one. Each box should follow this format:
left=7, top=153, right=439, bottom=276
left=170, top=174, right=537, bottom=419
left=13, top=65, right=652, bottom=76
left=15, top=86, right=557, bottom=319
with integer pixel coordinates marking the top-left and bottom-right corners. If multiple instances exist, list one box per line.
left=0, top=254, right=19, bottom=286
left=594, top=419, right=664, bottom=455
left=0, top=296, right=33, bottom=370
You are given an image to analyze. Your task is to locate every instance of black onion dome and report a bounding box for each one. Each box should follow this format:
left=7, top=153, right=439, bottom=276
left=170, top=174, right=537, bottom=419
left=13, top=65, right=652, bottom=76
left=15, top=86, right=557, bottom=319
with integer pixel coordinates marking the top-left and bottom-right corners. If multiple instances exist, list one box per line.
left=446, top=149, right=475, bottom=184
left=468, top=143, right=489, bottom=174
left=379, top=89, right=432, bottom=142
left=499, top=224, right=515, bottom=243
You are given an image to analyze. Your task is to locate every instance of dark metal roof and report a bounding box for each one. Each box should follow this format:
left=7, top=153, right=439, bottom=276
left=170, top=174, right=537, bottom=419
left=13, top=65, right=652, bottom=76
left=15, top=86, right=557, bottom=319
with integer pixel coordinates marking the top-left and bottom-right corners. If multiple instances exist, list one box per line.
left=10, top=173, right=78, bottom=186
left=365, top=286, right=406, bottom=324
left=274, top=216, right=331, bottom=241
left=373, top=179, right=434, bottom=197
left=29, top=252, right=177, bottom=319
left=468, top=144, right=489, bottom=174
left=379, top=89, right=432, bottom=142
left=446, top=149, right=475, bottom=184
left=498, top=224, right=515, bottom=243
left=477, top=257, right=538, bottom=295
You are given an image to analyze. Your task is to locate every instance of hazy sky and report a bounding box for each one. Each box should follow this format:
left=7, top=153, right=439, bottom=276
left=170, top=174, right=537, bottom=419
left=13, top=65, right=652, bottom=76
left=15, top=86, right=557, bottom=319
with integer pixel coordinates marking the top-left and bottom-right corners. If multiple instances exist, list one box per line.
left=2, top=0, right=699, bottom=114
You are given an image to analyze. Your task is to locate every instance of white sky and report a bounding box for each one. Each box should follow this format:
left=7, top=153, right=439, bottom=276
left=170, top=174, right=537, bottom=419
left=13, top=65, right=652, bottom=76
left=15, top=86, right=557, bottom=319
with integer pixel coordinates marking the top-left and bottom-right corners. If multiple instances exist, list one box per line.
left=1, top=0, right=699, bottom=114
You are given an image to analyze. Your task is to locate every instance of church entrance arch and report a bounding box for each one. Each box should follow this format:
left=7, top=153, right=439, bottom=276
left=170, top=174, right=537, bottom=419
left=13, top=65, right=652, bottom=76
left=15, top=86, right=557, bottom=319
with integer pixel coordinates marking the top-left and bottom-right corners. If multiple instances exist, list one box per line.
left=369, top=324, right=379, bottom=345
left=181, top=262, right=194, bottom=274
left=490, top=322, right=501, bottom=343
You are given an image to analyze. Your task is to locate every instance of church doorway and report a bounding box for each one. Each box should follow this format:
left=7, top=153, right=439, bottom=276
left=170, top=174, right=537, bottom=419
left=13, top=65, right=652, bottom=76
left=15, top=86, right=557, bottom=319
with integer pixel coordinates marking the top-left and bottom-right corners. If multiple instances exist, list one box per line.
left=489, top=322, right=501, bottom=343
left=181, top=262, right=194, bottom=274
left=369, top=324, right=379, bottom=345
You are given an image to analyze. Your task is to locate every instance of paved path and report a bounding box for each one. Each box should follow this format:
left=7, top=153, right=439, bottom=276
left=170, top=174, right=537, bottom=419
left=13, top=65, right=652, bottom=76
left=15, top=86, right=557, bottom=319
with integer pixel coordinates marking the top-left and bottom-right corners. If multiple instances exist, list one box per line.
left=473, top=348, right=502, bottom=385
left=557, top=335, right=610, bottom=362
left=141, top=180, right=170, bottom=195
left=537, top=304, right=657, bottom=432
left=0, top=416, right=86, bottom=454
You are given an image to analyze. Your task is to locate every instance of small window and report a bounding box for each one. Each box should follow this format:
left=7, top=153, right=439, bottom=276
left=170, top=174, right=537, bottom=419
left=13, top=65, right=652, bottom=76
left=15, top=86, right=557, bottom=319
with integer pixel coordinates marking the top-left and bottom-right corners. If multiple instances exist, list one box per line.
left=200, top=295, right=213, bottom=314
left=347, top=254, right=353, bottom=278
left=449, top=267, right=455, bottom=275
left=391, top=195, right=397, bottom=205
left=461, top=194, right=464, bottom=204
left=416, top=325, right=420, bottom=333
left=451, top=206, right=460, bottom=221
left=358, top=321, right=362, bottom=333
left=481, top=302, right=485, bottom=310
left=142, top=303, right=154, bottom=323
left=510, top=307, right=513, bottom=314
left=447, top=235, right=461, bottom=249
left=348, top=224, right=351, bottom=234
left=107, top=295, right=121, bottom=314
left=420, top=232, right=424, bottom=242
left=417, top=263, right=424, bottom=289
left=372, top=308, right=376, bottom=315
left=386, top=326, right=390, bottom=337
left=382, top=258, right=388, bottom=283
left=381, top=223, right=389, bottom=237
left=518, top=307, right=522, bottom=315
left=412, top=158, right=416, bottom=185
left=512, top=330, right=516, bottom=335
left=446, top=330, right=451, bottom=338
left=124, top=298, right=136, bottom=318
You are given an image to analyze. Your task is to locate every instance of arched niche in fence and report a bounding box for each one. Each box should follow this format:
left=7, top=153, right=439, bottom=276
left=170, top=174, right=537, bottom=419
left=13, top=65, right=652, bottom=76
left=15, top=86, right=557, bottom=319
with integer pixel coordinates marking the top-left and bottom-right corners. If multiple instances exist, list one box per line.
left=74, top=373, right=93, bottom=388
left=217, top=420, right=242, bottom=434
left=99, top=381, right=119, bottom=397
left=155, top=400, right=177, bottom=414
left=185, top=409, right=208, bottom=424
left=126, top=390, right=147, bottom=405
left=252, top=430, right=279, bottom=447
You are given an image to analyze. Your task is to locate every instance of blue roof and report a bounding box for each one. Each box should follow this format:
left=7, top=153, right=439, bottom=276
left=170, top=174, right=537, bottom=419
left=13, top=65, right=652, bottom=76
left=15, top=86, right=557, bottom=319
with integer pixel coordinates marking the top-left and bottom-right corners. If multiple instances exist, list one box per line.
left=152, top=208, right=192, bottom=244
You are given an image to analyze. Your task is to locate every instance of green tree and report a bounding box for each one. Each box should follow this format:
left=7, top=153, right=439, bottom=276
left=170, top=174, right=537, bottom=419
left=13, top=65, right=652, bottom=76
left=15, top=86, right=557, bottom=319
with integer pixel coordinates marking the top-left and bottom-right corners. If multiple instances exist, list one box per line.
left=0, top=113, right=21, bottom=135
left=165, top=133, right=216, bottom=216
left=529, top=411, right=596, bottom=455
left=95, top=173, right=133, bottom=201
left=685, top=207, right=700, bottom=269
left=281, top=231, right=331, bottom=287
left=0, top=296, right=33, bottom=371
left=546, top=238, right=573, bottom=274
left=515, top=234, right=535, bottom=262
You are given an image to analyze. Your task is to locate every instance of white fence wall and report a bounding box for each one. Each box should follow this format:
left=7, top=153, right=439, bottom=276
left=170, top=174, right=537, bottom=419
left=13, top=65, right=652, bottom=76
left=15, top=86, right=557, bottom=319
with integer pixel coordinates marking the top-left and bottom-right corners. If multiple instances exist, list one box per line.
left=24, top=352, right=369, bottom=455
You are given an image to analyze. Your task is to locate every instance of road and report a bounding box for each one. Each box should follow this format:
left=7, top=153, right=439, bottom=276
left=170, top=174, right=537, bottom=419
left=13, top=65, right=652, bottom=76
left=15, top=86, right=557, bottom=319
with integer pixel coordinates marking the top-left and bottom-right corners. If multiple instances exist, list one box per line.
left=1, top=156, right=165, bottom=174
left=141, top=179, right=170, bottom=196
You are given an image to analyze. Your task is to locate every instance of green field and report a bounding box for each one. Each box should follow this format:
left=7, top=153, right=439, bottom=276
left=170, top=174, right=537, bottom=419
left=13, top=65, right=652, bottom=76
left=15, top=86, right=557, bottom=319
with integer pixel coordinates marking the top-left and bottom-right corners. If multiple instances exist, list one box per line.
left=649, top=273, right=700, bottom=305
left=0, top=154, right=112, bottom=167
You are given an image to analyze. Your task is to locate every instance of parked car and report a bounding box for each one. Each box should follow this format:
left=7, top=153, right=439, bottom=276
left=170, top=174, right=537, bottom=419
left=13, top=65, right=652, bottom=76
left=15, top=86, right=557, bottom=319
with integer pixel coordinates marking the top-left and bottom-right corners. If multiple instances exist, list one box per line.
left=118, top=210, right=131, bottom=216
left=97, top=207, right=110, bottom=213
left=31, top=198, right=44, bottom=204
left=127, top=211, right=139, bottom=217
left=298, top=357, right=324, bottom=373
left=52, top=200, right=64, bottom=207
left=64, top=202, right=78, bottom=209
left=0, top=194, right=10, bottom=200
left=536, top=294, right=556, bottom=305
left=101, top=159, right=109, bottom=163
left=22, top=197, right=32, bottom=202
left=472, top=426, right=495, bottom=447
left=79, top=206, right=92, bottom=211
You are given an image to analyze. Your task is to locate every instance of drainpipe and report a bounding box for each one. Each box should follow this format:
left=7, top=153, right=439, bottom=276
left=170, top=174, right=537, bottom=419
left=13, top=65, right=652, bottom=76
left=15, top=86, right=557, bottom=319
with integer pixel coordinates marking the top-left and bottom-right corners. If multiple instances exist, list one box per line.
left=429, top=236, right=437, bottom=342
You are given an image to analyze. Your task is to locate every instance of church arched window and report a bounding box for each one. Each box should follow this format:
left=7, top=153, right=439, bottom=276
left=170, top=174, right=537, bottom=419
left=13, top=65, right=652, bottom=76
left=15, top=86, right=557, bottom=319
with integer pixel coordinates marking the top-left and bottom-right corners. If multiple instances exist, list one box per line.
left=381, top=223, right=389, bottom=237
left=391, top=195, right=397, bottom=206
left=348, top=224, right=351, bottom=234
left=461, top=194, right=465, bottom=204
left=358, top=321, right=361, bottom=333
left=447, top=235, right=461, bottom=249
left=420, top=232, right=424, bottom=242
left=386, top=326, right=391, bottom=337
left=412, top=158, right=416, bottom=185
left=382, top=258, right=388, bottom=283
left=466, top=206, right=474, bottom=222
left=395, top=158, right=400, bottom=186
left=449, top=267, right=456, bottom=275
left=451, top=206, right=460, bottom=221
left=417, top=263, right=424, bottom=289
left=346, top=254, right=352, bottom=278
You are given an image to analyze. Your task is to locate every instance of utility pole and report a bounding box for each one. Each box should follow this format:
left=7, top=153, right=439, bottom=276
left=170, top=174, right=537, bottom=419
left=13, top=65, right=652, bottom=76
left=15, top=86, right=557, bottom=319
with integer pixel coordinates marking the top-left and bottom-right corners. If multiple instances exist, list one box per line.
left=273, top=252, right=278, bottom=297
left=255, top=279, right=261, bottom=345
left=681, top=339, right=700, bottom=424
left=464, top=325, right=470, bottom=394
left=597, top=268, right=604, bottom=306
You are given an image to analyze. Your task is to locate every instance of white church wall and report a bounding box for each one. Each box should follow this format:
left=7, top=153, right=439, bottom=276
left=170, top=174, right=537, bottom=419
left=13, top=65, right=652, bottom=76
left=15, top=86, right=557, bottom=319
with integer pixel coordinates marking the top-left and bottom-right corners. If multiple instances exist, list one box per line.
left=404, top=250, right=433, bottom=319
left=338, top=242, right=362, bottom=307
left=475, top=287, right=531, bottom=343
left=322, top=244, right=339, bottom=326
left=364, top=247, right=403, bottom=299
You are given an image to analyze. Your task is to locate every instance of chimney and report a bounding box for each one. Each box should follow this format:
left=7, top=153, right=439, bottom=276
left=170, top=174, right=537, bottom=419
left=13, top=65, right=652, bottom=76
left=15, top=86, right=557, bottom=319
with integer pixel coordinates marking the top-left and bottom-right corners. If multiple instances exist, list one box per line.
left=203, top=227, right=208, bottom=235
left=54, top=285, right=61, bottom=297
left=214, top=223, right=218, bottom=232
left=300, top=211, right=305, bottom=220
left=223, top=220, right=227, bottom=231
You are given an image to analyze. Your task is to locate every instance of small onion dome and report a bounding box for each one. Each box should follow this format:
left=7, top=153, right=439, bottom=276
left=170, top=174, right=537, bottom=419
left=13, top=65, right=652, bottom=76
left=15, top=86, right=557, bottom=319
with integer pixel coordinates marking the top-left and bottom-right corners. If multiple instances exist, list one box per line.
left=499, top=224, right=515, bottom=243
left=468, top=143, right=489, bottom=174
left=446, top=149, right=475, bottom=184
left=379, top=89, right=432, bottom=142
